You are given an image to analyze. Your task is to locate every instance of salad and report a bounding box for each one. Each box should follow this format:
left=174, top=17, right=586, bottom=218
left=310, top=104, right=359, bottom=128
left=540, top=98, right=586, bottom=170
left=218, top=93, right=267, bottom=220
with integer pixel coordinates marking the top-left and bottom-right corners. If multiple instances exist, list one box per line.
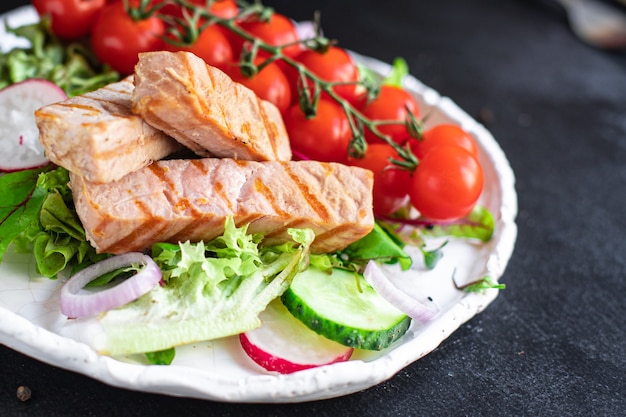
left=0, top=0, right=503, bottom=377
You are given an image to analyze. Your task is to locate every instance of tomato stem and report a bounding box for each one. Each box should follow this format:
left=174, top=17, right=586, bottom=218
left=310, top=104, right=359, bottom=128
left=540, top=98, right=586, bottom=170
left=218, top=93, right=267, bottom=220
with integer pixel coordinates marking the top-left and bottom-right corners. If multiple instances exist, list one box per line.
left=165, top=0, right=420, bottom=169
left=124, top=0, right=163, bottom=21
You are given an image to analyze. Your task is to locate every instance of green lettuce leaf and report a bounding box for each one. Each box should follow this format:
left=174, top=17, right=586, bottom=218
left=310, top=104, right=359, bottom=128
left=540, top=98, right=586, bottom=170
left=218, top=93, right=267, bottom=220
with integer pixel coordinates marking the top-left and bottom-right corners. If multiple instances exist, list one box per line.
left=306, top=222, right=413, bottom=274
left=455, top=275, right=506, bottom=292
left=0, top=166, right=52, bottom=263
left=0, top=166, right=100, bottom=278
left=145, top=348, right=176, bottom=365
left=382, top=57, right=410, bottom=88
left=421, top=205, right=495, bottom=242
left=1, top=19, right=119, bottom=96
left=338, top=222, right=412, bottom=271
left=96, top=218, right=315, bottom=356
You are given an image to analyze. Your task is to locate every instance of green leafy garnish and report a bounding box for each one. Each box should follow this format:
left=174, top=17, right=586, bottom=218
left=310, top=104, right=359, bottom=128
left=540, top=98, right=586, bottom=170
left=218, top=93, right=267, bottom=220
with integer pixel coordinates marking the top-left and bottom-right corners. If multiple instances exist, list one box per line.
left=0, top=166, right=102, bottom=278
left=1, top=19, right=119, bottom=96
left=382, top=57, right=410, bottom=88
left=341, top=222, right=412, bottom=270
left=0, top=165, right=50, bottom=263
left=420, top=240, right=448, bottom=270
left=311, top=222, right=412, bottom=273
left=145, top=348, right=176, bottom=365
left=422, top=205, right=495, bottom=242
left=455, top=275, right=506, bottom=292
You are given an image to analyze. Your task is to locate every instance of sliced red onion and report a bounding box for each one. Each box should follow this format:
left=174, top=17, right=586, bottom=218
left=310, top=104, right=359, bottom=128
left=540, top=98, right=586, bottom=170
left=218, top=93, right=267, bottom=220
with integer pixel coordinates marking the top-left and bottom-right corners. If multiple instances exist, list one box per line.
left=363, top=260, right=439, bottom=323
left=60, top=253, right=162, bottom=318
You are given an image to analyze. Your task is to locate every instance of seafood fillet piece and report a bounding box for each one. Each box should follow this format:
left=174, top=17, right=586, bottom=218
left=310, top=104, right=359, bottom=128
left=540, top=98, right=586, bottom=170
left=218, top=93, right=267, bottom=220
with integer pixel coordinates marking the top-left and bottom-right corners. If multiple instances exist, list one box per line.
left=35, top=77, right=183, bottom=184
left=70, top=158, right=374, bottom=254
left=132, top=51, right=292, bottom=161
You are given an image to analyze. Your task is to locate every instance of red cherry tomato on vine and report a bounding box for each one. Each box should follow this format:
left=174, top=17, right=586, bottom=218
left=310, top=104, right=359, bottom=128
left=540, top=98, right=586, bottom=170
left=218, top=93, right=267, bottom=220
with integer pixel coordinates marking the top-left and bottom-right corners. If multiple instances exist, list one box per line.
left=282, top=98, right=352, bottom=163
left=409, top=145, right=484, bottom=221
left=349, top=143, right=411, bottom=216
left=232, top=12, right=301, bottom=58
left=291, top=46, right=365, bottom=107
left=32, top=0, right=106, bottom=40
left=410, top=124, right=479, bottom=160
left=208, top=0, right=239, bottom=18
left=91, top=1, right=166, bottom=75
left=226, top=58, right=292, bottom=113
left=157, top=0, right=238, bottom=19
left=166, top=24, right=234, bottom=72
left=360, top=85, right=420, bottom=146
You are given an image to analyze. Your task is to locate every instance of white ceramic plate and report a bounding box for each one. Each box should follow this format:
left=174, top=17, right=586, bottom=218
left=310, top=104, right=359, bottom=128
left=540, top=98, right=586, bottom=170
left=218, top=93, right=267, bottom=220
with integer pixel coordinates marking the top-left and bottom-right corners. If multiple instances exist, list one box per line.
left=0, top=6, right=518, bottom=403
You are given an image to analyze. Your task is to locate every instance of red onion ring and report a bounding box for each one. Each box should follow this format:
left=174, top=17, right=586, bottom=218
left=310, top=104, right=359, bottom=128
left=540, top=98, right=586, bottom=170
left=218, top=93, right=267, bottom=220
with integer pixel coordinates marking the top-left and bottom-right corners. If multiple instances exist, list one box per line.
left=60, top=253, right=162, bottom=318
left=363, top=260, right=439, bottom=323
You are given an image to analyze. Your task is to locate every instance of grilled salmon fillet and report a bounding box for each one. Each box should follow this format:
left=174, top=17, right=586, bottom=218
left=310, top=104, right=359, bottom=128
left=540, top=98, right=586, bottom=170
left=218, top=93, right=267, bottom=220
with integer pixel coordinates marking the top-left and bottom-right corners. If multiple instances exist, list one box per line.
left=35, top=77, right=183, bottom=184
left=131, top=51, right=292, bottom=162
left=71, top=158, right=374, bottom=255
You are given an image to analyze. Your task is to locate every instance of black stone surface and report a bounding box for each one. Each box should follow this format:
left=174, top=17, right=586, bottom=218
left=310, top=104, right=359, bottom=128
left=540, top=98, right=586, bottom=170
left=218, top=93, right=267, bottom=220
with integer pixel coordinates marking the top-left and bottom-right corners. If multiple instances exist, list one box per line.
left=1, top=1, right=625, bottom=416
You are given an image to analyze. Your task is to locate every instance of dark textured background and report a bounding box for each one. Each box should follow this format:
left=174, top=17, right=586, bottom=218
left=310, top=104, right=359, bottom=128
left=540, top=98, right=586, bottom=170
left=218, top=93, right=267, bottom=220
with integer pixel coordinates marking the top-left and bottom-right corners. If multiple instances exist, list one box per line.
left=1, top=0, right=625, bottom=416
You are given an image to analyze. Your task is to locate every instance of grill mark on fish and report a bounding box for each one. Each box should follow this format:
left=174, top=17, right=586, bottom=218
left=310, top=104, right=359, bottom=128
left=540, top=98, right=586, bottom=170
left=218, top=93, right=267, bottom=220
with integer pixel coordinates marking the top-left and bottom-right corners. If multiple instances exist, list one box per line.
left=262, top=218, right=313, bottom=240
left=213, top=180, right=233, bottom=212
left=254, top=177, right=290, bottom=218
left=282, top=162, right=330, bottom=221
left=55, top=102, right=102, bottom=115
left=102, top=201, right=169, bottom=253
left=257, top=97, right=280, bottom=159
left=312, top=224, right=357, bottom=252
left=168, top=217, right=222, bottom=243
left=236, top=213, right=266, bottom=229
left=190, top=159, right=209, bottom=175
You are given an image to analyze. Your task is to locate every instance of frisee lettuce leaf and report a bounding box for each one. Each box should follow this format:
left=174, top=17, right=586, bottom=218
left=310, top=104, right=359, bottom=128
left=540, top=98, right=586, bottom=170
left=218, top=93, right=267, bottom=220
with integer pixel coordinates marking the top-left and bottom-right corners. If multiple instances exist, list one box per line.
left=95, top=218, right=315, bottom=356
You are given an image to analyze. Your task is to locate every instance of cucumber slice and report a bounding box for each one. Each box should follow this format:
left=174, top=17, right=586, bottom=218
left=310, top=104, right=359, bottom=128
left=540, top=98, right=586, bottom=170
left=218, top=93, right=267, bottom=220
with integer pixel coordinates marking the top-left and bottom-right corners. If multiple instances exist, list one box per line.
left=281, top=267, right=411, bottom=351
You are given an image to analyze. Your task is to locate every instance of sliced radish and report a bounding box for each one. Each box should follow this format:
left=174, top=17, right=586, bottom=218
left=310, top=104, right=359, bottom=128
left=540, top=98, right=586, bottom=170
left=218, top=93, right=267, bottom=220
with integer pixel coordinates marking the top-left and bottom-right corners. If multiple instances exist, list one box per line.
left=240, top=299, right=354, bottom=374
left=0, top=79, right=68, bottom=172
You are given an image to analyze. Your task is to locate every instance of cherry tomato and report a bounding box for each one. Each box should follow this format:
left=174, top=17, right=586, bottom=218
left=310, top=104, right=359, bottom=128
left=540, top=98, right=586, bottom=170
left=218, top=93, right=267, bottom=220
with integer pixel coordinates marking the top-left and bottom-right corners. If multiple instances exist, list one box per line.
left=208, top=0, right=239, bottom=18
left=231, top=12, right=301, bottom=58
left=166, top=24, right=234, bottom=72
left=291, top=46, right=365, bottom=107
left=410, top=124, right=479, bottom=160
left=360, top=85, right=420, bottom=145
left=91, top=1, right=166, bottom=75
left=282, top=98, right=352, bottom=163
left=226, top=58, right=292, bottom=113
left=409, top=146, right=484, bottom=221
left=349, top=143, right=411, bottom=216
left=32, top=0, right=106, bottom=40
left=157, top=0, right=238, bottom=19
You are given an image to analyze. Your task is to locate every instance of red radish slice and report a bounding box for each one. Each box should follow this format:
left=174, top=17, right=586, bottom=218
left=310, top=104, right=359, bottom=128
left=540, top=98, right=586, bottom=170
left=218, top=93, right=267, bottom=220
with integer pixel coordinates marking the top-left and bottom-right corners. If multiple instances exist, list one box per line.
left=0, top=79, right=68, bottom=172
left=240, top=299, right=353, bottom=374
